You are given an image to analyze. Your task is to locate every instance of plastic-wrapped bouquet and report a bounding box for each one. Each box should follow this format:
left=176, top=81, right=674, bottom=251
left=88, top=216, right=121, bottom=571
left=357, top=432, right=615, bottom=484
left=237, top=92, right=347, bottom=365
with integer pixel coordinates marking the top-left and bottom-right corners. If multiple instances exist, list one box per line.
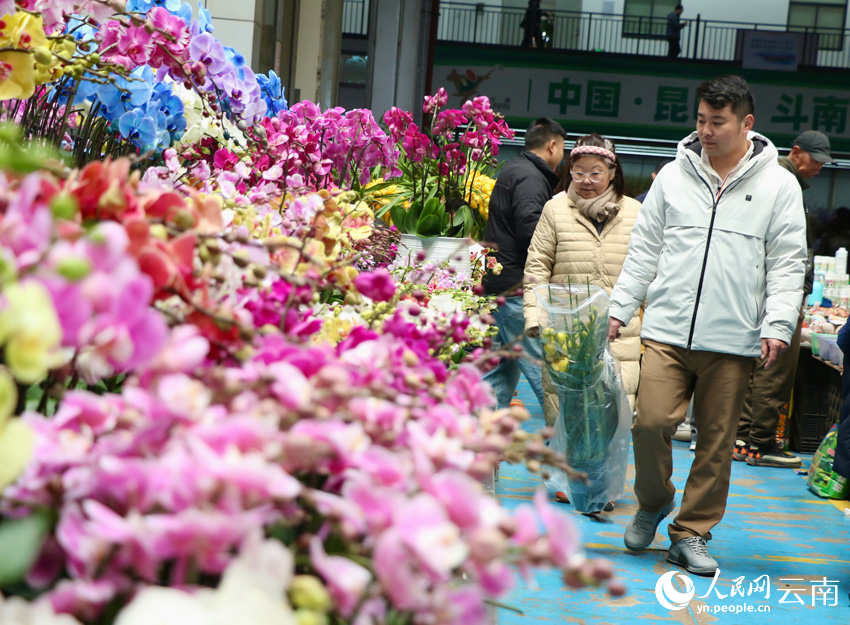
left=533, top=283, right=631, bottom=513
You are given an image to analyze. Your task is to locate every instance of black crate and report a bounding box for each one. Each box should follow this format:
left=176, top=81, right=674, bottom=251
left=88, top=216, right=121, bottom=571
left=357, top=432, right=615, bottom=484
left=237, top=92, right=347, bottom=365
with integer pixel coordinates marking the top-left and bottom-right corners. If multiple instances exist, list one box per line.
left=790, top=350, right=841, bottom=453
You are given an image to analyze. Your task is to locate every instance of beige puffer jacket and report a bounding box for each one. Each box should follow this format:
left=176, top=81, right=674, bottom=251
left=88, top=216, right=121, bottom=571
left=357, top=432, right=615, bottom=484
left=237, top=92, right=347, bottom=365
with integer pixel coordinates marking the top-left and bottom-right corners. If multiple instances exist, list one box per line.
left=523, top=191, right=642, bottom=425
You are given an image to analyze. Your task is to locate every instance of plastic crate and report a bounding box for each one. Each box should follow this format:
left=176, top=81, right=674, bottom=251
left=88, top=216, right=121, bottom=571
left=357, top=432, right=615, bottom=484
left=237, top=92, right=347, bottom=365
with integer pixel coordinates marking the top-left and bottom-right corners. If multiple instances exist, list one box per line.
left=790, top=350, right=841, bottom=453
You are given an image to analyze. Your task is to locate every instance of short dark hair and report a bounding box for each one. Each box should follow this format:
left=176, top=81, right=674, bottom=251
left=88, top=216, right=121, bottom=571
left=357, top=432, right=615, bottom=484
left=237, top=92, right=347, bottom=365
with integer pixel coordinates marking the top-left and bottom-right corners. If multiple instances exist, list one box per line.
left=695, top=75, right=755, bottom=121
left=525, top=117, right=567, bottom=151
left=675, top=4, right=683, bottom=11
left=560, top=133, right=625, bottom=198
left=654, top=158, right=673, bottom=175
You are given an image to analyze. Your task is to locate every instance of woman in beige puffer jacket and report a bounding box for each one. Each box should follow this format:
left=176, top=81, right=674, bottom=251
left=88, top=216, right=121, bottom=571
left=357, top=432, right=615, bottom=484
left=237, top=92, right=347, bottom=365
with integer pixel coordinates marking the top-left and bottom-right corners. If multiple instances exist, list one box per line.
left=523, top=134, right=642, bottom=427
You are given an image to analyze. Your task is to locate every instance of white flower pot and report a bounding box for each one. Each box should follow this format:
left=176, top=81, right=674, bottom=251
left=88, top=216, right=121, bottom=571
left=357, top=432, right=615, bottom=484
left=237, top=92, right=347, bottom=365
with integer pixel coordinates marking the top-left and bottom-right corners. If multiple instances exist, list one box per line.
left=398, top=234, right=472, bottom=276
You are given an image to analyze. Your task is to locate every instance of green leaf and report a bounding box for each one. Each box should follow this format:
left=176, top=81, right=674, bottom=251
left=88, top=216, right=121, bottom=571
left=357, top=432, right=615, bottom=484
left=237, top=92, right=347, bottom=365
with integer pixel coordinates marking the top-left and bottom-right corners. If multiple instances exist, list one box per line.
left=416, top=214, right=442, bottom=237
left=375, top=195, right=404, bottom=220
left=426, top=183, right=439, bottom=202
left=440, top=212, right=451, bottom=235
left=406, top=201, right=424, bottom=233
left=420, top=197, right=440, bottom=219
left=0, top=511, right=52, bottom=588
left=390, top=204, right=409, bottom=233
left=431, top=199, right=446, bottom=223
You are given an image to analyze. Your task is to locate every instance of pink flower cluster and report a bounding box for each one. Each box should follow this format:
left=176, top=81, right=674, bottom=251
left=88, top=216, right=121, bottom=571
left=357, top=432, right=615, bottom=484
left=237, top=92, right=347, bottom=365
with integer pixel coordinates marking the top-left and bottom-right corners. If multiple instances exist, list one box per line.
left=3, top=309, right=597, bottom=623
left=256, top=102, right=400, bottom=190
left=0, top=171, right=167, bottom=383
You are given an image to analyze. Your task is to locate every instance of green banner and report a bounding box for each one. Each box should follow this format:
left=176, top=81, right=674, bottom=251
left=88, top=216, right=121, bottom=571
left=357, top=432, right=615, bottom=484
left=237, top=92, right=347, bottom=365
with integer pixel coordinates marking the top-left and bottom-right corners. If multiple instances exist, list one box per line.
left=433, top=44, right=850, bottom=153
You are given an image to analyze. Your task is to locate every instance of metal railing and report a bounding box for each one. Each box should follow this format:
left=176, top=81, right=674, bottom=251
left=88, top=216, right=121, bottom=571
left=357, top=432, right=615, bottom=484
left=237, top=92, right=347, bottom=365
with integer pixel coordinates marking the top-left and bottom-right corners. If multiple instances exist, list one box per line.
left=437, top=2, right=850, bottom=69
left=343, top=0, right=370, bottom=36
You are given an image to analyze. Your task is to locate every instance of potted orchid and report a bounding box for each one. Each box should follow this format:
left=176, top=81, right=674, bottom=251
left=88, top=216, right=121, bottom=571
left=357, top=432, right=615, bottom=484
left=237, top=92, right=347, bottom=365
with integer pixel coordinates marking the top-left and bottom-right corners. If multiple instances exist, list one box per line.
left=374, top=89, right=512, bottom=271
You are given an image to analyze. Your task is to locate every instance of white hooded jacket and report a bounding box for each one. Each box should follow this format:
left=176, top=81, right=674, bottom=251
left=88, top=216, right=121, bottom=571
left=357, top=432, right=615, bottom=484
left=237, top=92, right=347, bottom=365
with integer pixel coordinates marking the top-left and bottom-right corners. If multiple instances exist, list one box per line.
left=610, top=131, right=806, bottom=357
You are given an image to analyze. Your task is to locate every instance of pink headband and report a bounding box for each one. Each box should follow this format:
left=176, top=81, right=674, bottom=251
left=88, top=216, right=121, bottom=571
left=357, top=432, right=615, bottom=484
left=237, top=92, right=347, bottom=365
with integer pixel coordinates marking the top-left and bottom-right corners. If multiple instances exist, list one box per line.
left=570, top=145, right=616, bottom=163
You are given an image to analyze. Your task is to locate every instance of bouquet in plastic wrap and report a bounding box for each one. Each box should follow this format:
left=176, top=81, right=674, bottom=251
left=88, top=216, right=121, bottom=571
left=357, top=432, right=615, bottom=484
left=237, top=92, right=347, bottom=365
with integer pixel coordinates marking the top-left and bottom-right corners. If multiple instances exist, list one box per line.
left=807, top=426, right=850, bottom=499
left=534, top=283, right=631, bottom=513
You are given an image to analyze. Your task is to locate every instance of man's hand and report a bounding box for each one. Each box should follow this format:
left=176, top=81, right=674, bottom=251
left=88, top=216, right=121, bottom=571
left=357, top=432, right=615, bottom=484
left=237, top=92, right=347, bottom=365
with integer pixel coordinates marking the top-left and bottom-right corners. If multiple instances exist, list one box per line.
left=608, top=318, right=624, bottom=342
left=526, top=326, right=540, bottom=338
left=761, top=338, right=789, bottom=369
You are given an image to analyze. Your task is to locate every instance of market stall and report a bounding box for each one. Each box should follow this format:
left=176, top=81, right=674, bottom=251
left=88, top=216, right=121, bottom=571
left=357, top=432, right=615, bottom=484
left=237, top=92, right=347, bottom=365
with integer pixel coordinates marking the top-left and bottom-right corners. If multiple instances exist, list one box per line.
left=792, top=254, right=847, bottom=452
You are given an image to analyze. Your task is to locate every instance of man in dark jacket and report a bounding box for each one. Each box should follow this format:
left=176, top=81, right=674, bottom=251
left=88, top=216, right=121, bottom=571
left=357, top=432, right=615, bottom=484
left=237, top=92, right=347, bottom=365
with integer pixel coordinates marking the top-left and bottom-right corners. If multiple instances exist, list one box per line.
left=666, top=5, right=687, bottom=58
left=482, top=117, right=566, bottom=411
left=735, top=130, right=834, bottom=469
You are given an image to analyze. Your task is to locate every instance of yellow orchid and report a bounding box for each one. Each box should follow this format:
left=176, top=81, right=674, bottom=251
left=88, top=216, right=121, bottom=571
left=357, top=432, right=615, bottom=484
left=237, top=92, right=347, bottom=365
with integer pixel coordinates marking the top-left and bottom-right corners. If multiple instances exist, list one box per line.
left=330, top=266, right=359, bottom=289
left=464, top=172, right=496, bottom=219
left=0, top=281, right=66, bottom=384
left=0, top=367, right=34, bottom=491
left=33, top=37, right=77, bottom=85
left=0, top=50, right=36, bottom=100
left=0, top=11, right=49, bottom=99
left=0, top=12, right=48, bottom=50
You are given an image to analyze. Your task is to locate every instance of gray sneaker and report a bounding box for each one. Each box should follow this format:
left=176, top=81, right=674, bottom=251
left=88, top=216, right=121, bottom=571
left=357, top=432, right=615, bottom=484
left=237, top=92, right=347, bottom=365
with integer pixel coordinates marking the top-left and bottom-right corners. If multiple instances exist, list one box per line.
left=672, top=423, right=691, bottom=442
left=667, top=536, right=718, bottom=576
left=623, top=500, right=675, bottom=551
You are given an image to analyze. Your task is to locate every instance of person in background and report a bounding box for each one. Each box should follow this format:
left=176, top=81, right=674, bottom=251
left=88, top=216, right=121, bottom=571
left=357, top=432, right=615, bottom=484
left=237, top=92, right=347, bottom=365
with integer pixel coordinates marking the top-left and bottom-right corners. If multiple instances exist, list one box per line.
left=666, top=4, right=687, bottom=58
left=608, top=75, right=806, bottom=575
left=523, top=133, right=642, bottom=418
left=520, top=0, right=543, bottom=49
left=816, top=207, right=850, bottom=259
left=735, top=129, right=833, bottom=468
left=635, top=159, right=673, bottom=204
left=482, top=118, right=566, bottom=412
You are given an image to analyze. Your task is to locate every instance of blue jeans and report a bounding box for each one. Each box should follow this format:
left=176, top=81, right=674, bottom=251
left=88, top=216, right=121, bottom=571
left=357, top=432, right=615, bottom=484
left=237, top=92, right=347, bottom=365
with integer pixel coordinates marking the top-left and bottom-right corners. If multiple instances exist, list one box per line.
left=482, top=296, right=545, bottom=412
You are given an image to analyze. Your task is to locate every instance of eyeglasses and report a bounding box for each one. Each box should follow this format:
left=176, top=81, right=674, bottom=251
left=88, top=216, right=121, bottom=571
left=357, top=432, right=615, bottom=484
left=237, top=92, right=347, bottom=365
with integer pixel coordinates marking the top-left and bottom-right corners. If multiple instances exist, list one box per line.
left=570, top=170, right=608, bottom=183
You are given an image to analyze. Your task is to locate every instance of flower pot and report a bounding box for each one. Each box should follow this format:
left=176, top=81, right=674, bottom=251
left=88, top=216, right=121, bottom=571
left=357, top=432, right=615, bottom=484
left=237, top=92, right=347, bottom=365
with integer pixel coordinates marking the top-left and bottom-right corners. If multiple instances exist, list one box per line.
left=398, top=234, right=472, bottom=275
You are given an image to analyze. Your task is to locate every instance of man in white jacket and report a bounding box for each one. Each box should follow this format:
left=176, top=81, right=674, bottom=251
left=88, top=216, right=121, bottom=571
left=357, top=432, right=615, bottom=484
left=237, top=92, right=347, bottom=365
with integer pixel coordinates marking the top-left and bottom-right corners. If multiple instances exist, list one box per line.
left=608, top=75, right=806, bottom=575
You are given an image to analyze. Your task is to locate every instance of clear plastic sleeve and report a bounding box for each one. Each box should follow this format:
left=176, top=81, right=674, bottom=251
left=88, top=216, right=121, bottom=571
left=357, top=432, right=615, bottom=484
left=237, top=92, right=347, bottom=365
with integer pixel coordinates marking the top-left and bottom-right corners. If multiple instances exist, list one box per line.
left=533, top=284, right=631, bottom=513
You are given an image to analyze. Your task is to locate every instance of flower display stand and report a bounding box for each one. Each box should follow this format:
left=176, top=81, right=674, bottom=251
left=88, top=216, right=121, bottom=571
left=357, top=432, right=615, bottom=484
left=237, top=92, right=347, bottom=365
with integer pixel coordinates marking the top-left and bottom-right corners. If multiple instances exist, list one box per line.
left=399, top=234, right=472, bottom=276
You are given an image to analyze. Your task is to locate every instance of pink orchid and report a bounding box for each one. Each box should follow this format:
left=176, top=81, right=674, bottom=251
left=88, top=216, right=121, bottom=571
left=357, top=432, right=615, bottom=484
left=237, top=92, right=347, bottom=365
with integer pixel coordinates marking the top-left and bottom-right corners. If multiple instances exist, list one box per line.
left=394, top=493, right=468, bottom=578
left=354, top=268, right=396, bottom=302
left=534, top=489, right=580, bottom=567
left=374, top=528, right=429, bottom=610
left=97, top=21, right=154, bottom=69
left=309, top=537, right=371, bottom=617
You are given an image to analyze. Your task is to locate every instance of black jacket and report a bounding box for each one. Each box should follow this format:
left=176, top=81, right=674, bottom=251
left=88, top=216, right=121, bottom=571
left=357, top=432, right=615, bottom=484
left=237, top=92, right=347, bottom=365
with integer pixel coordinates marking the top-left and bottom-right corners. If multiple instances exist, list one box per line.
left=482, top=152, right=559, bottom=295
left=778, top=156, right=815, bottom=295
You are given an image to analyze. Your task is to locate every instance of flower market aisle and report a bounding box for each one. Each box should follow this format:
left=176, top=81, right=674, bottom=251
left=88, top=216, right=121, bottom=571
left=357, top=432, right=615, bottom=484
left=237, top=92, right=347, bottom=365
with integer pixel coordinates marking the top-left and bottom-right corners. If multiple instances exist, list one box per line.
left=497, top=380, right=850, bottom=625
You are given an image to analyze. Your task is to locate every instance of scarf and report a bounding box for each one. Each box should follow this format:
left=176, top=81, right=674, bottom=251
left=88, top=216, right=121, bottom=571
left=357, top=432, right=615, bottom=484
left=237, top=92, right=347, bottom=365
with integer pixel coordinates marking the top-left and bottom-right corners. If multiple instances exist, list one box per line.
left=567, top=184, right=621, bottom=223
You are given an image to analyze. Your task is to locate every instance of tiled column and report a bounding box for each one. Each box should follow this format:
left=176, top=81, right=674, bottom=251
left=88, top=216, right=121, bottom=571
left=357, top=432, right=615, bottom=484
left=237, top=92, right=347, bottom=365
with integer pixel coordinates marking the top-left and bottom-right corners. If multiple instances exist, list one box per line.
left=204, top=0, right=261, bottom=68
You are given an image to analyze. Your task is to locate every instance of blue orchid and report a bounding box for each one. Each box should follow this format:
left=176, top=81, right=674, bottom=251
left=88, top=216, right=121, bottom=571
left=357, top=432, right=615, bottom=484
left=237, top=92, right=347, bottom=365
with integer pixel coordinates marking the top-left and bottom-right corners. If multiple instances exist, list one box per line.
left=149, top=83, right=187, bottom=143
left=65, top=15, right=97, bottom=42
left=175, top=2, right=194, bottom=26
left=224, top=46, right=246, bottom=68
left=196, top=1, right=214, bottom=34
left=96, top=66, right=155, bottom=120
left=118, top=109, right=159, bottom=149
left=258, top=70, right=288, bottom=115
left=127, top=0, right=183, bottom=12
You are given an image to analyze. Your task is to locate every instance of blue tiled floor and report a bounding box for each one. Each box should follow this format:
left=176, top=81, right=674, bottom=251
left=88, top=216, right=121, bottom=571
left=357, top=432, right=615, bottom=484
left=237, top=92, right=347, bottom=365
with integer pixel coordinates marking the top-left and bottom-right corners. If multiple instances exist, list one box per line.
left=496, top=378, right=850, bottom=625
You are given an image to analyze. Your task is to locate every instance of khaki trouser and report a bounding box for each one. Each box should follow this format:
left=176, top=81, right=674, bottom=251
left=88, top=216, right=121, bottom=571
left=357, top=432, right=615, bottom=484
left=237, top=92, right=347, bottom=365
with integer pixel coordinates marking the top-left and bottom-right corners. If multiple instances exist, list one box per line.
left=634, top=340, right=753, bottom=543
left=737, top=311, right=804, bottom=446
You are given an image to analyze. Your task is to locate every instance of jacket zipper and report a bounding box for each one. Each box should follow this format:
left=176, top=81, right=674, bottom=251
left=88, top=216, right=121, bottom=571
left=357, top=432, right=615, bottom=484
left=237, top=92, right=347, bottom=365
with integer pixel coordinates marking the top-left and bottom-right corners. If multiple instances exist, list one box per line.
left=684, top=156, right=755, bottom=351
